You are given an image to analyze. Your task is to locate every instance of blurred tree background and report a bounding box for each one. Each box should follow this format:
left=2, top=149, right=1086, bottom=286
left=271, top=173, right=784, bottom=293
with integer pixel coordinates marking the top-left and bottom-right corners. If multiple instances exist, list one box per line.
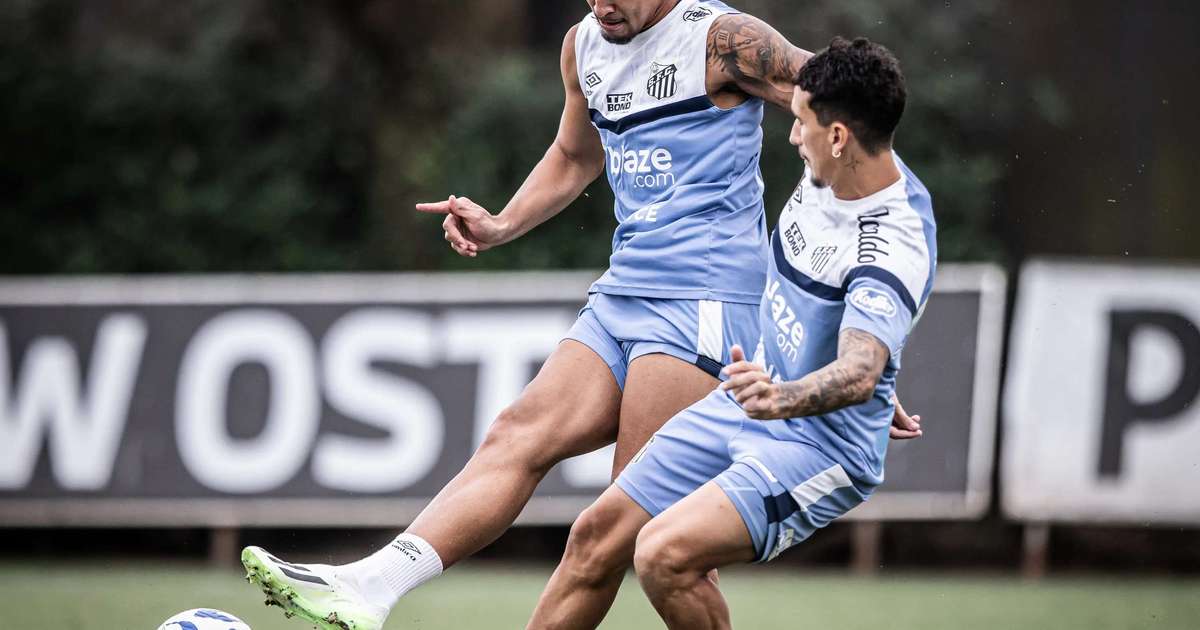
left=1, top=0, right=1195, bottom=274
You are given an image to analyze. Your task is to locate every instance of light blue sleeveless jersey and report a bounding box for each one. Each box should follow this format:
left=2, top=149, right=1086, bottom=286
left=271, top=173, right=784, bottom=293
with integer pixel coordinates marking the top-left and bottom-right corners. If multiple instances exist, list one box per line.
left=575, top=0, right=767, bottom=305
left=754, top=155, right=937, bottom=487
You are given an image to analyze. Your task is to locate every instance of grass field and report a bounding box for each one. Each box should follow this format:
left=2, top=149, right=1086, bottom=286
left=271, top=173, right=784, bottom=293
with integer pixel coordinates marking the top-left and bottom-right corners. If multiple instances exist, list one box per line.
left=3, top=562, right=1198, bottom=629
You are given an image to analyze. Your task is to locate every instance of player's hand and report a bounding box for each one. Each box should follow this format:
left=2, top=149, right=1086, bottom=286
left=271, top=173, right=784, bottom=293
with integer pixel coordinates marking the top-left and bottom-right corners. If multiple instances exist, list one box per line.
left=720, top=345, right=789, bottom=420
left=889, top=394, right=922, bottom=440
left=415, top=195, right=510, bottom=258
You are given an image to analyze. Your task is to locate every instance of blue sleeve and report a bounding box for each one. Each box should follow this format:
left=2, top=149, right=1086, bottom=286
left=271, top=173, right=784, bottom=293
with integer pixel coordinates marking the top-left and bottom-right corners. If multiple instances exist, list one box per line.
left=839, top=274, right=915, bottom=358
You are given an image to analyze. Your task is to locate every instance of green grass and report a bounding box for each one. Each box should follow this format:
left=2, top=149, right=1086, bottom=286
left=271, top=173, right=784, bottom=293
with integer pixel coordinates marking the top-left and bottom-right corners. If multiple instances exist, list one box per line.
left=2, top=562, right=1197, bottom=629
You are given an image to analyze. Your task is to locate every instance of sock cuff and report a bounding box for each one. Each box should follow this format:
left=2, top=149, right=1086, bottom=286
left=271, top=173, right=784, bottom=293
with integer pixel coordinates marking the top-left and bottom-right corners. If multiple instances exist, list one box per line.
left=389, top=533, right=444, bottom=574
left=374, top=532, right=443, bottom=601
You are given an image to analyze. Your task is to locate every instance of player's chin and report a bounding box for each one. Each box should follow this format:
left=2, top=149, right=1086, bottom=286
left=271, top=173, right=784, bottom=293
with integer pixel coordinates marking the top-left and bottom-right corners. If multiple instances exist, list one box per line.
left=600, top=33, right=635, bottom=44
left=599, top=23, right=635, bottom=44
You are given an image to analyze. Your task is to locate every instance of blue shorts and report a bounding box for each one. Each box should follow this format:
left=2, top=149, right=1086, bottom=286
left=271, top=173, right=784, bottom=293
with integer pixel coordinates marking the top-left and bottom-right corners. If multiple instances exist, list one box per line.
left=564, top=293, right=760, bottom=389
left=616, top=389, right=872, bottom=563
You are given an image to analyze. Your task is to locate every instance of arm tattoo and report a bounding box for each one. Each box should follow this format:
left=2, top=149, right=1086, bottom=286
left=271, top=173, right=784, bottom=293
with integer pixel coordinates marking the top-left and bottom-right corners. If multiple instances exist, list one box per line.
left=775, top=328, right=889, bottom=418
left=707, top=14, right=810, bottom=109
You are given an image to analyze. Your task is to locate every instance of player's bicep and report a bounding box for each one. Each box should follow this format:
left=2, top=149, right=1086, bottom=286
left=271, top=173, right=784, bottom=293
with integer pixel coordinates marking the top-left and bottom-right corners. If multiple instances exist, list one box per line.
left=708, top=14, right=811, bottom=110
left=554, top=26, right=604, bottom=174
left=840, top=275, right=916, bottom=359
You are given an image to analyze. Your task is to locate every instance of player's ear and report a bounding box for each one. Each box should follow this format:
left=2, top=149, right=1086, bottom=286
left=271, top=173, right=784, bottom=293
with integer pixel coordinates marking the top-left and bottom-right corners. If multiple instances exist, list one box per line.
left=829, top=122, right=850, bottom=160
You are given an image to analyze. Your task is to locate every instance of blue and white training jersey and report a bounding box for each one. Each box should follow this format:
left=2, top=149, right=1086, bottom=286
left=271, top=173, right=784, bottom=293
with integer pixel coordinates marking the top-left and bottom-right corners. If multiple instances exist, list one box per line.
left=575, top=0, right=768, bottom=304
left=754, top=155, right=937, bottom=488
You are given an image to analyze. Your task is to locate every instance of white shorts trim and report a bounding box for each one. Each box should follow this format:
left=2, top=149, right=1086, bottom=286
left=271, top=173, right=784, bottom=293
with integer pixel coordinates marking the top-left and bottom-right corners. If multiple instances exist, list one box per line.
left=697, top=299, right=724, bottom=360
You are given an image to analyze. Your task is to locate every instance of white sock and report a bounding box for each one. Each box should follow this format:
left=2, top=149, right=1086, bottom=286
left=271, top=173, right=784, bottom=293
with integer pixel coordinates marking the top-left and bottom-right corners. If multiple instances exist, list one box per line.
left=341, top=533, right=444, bottom=610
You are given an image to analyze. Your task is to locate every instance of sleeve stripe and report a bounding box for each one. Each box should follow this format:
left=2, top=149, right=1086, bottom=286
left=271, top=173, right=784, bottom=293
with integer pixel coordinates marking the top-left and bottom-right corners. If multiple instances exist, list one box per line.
left=842, top=266, right=918, bottom=316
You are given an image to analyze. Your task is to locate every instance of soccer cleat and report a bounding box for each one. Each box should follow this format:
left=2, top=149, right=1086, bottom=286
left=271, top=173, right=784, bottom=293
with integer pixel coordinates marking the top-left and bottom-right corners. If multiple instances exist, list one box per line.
left=241, top=546, right=388, bottom=630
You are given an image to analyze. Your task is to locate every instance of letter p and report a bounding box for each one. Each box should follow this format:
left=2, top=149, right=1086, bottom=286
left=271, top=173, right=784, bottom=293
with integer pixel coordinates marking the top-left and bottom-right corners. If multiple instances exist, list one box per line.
left=1099, top=310, right=1200, bottom=478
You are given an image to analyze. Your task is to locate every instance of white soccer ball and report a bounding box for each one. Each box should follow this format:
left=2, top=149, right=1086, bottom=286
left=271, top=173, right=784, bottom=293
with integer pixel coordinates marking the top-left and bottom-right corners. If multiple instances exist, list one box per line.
left=157, top=608, right=252, bottom=630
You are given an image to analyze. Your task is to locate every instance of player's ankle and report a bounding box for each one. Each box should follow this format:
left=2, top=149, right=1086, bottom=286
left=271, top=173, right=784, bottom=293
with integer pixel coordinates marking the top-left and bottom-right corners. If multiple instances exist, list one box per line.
left=343, top=532, right=444, bottom=610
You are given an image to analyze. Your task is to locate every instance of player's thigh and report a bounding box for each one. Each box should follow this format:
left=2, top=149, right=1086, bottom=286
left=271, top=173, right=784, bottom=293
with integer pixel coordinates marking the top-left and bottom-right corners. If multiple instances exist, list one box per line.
left=492, top=339, right=622, bottom=462
left=612, top=352, right=717, bottom=476
left=635, top=481, right=756, bottom=574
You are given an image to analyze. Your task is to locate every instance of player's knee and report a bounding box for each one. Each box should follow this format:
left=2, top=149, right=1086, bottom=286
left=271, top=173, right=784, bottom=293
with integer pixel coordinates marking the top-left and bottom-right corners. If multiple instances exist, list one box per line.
left=562, top=504, right=629, bottom=585
left=478, top=403, right=560, bottom=473
left=633, top=523, right=691, bottom=589
left=565, top=505, right=610, bottom=560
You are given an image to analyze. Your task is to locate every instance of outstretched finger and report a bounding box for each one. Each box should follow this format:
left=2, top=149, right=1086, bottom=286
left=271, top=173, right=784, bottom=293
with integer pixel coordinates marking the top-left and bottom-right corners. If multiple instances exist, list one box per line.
left=729, top=344, right=747, bottom=363
left=416, top=199, right=452, bottom=214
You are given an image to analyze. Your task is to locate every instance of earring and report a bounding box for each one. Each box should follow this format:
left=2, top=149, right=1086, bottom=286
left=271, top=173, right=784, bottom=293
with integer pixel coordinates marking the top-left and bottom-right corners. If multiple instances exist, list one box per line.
left=832, top=148, right=842, bottom=159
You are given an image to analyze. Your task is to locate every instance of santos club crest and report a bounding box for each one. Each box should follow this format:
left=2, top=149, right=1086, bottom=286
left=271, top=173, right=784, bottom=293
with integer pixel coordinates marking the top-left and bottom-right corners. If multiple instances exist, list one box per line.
left=646, top=62, right=678, bottom=100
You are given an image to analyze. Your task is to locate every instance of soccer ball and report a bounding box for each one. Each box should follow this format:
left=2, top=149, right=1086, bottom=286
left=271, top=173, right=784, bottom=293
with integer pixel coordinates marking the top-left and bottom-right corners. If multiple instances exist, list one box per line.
left=157, top=608, right=251, bottom=630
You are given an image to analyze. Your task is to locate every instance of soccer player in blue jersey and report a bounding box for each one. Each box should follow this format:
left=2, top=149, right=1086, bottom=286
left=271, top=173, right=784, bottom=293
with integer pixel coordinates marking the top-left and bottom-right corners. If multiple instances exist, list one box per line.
left=240, top=3, right=920, bottom=629
left=529, top=37, right=935, bottom=629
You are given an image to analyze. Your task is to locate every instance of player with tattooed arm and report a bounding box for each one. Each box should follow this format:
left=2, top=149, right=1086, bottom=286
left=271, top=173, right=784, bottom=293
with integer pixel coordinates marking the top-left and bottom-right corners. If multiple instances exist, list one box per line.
left=239, top=3, right=922, bottom=629
left=535, top=37, right=935, bottom=629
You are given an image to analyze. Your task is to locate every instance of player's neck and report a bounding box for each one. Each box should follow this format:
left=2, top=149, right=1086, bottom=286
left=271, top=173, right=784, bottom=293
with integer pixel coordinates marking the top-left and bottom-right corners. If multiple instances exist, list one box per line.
left=829, top=149, right=901, bottom=202
left=642, top=0, right=683, bottom=32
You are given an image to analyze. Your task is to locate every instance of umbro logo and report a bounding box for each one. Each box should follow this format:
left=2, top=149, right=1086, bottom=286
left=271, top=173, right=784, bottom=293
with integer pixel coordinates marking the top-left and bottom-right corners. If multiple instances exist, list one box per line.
left=392, top=539, right=424, bottom=560
left=585, top=72, right=603, bottom=89
left=646, top=62, right=677, bottom=100
left=682, top=6, right=712, bottom=21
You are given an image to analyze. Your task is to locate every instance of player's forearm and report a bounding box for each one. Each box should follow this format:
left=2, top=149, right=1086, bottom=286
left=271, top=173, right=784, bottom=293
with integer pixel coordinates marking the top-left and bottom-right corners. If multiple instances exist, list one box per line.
left=495, top=141, right=603, bottom=243
left=775, top=329, right=887, bottom=418
left=774, top=360, right=874, bottom=419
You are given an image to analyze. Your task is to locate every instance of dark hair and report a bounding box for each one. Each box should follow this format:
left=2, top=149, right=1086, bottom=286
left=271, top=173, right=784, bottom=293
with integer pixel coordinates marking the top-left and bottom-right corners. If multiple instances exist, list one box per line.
left=795, top=37, right=907, bottom=155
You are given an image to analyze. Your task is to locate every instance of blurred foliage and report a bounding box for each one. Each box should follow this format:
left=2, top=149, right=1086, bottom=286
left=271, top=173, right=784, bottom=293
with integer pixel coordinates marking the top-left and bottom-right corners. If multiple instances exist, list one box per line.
left=0, top=0, right=378, bottom=273
left=1, top=0, right=1015, bottom=274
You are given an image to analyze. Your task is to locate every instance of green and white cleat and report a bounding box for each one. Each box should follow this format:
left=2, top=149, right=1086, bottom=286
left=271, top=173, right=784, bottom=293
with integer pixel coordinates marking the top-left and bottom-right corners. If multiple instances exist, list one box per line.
left=241, top=546, right=388, bottom=630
